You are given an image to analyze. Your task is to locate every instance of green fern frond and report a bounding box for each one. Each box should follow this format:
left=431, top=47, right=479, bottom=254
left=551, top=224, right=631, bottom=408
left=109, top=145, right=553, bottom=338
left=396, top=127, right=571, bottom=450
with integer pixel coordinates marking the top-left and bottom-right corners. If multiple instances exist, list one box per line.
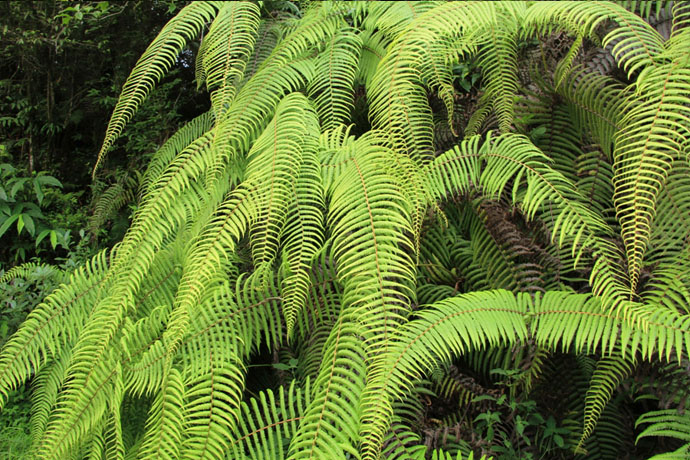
left=292, top=252, right=343, bottom=380
left=612, top=61, right=690, bottom=290
left=241, top=19, right=281, bottom=84
left=368, top=3, right=498, bottom=163
left=523, top=1, right=664, bottom=77
left=474, top=8, right=521, bottom=133
left=280, top=135, right=324, bottom=338
left=363, top=2, right=441, bottom=40
left=0, top=250, right=111, bottom=409
left=30, top=347, right=72, bottom=445
left=356, top=29, right=387, bottom=88
left=577, top=354, right=634, bottom=450
left=140, top=111, right=215, bottom=198
left=636, top=409, right=690, bottom=458
left=179, top=356, right=245, bottom=460
left=381, top=421, right=427, bottom=460
left=307, top=28, right=361, bottom=131
left=6, top=3, right=690, bottom=459
left=553, top=65, right=627, bottom=160
left=228, top=379, right=311, bottom=460
left=136, top=366, right=185, bottom=460
left=246, top=92, right=319, bottom=270
left=0, top=261, right=66, bottom=284
left=94, top=1, right=219, bottom=175
left=199, top=2, right=260, bottom=119
left=287, top=317, right=366, bottom=460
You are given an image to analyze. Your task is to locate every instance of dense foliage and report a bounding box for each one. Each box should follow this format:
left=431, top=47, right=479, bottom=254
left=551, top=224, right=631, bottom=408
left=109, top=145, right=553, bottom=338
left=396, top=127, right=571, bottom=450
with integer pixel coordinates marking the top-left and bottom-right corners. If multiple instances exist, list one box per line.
left=1, top=1, right=690, bottom=459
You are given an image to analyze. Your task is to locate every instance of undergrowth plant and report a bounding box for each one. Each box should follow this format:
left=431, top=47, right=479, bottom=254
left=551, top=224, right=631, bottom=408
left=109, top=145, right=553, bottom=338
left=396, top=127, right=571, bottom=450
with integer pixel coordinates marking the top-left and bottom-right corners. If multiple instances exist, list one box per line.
left=1, top=1, right=690, bottom=459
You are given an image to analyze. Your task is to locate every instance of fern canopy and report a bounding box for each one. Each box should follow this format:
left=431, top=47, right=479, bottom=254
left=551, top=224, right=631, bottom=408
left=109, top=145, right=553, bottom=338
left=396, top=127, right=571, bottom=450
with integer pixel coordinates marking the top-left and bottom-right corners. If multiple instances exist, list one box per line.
left=2, top=1, right=690, bottom=459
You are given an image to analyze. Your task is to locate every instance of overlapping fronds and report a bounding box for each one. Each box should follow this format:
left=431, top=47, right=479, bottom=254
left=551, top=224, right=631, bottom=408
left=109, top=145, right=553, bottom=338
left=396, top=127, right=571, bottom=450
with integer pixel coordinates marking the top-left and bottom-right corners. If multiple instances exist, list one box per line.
left=0, top=250, right=111, bottom=408
left=198, top=2, right=260, bottom=118
left=280, top=138, right=324, bottom=338
left=359, top=288, right=690, bottom=457
left=307, top=28, right=361, bottom=130
left=139, top=112, right=216, bottom=198
left=287, top=317, right=366, bottom=460
left=612, top=61, right=690, bottom=290
left=228, top=379, right=311, bottom=460
left=578, top=354, right=634, bottom=450
left=523, top=1, right=665, bottom=76
left=3, top=2, right=690, bottom=459
left=368, top=2, right=497, bottom=163
left=552, top=65, right=627, bottom=160
left=474, top=7, right=521, bottom=133
left=636, top=409, right=690, bottom=459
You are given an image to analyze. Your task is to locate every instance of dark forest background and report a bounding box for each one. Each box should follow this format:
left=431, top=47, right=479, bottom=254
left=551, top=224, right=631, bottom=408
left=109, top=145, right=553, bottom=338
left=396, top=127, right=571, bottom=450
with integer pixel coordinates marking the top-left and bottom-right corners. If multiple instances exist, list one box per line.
left=0, top=0, right=204, bottom=263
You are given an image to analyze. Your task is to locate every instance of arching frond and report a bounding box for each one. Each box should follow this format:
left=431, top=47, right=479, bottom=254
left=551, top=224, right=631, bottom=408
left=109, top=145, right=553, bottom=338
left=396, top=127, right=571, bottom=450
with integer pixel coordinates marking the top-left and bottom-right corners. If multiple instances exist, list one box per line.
left=368, top=2, right=497, bottom=163
left=5, top=2, right=690, bottom=459
left=139, top=111, right=215, bottom=199
left=280, top=136, right=324, bottom=338
left=94, top=1, right=218, bottom=175
left=636, top=409, right=690, bottom=459
left=523, top=1, right=664, bottom=77
left=474, top=8, right=521, bottom=133
left=136, top=367, right=185, bottom=460
left=287, top=317, right=366, bottom=460
left=199, top=2, right=260, bottom=118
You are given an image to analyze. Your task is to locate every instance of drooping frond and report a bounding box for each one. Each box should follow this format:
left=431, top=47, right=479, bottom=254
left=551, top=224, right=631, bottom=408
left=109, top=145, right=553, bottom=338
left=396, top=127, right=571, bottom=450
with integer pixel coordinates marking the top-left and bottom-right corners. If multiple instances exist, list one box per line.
left=368, top=3, right=497, bottom=163
left=30, top=347, right=72, bottom=445
left=523, top=1, right=665, bottom=77
left=246, top=92, right=319, bottom=271
left=94, top=1, right=219, bottom=175
left=307, top=28, right=361, bottom=131
left=362, top=2, right=442, bottom=40
left=198, top=2, right=260, bottom=118
left=136, top=367, right=185, bottom=460
left=361, top=289, right=690, bottom=457
left=324, top=132, right=416, bottom=335
left=612, top=61, right=690, bottom=290
left=287, top=317, right=366, bottom=460
left=361, top=290, right=528, bottom=459
left=578, top=354, right=634, bottom=450
left=0, top=261, right=66, bottom=284
left=241, top=19, right=281, bottom=84
left=5, top=2, right=690, bottom=459
left=178, top=354, right=245, bottom=460
left=139, top=111, right=215, bottom=198
left=322, top=131, right=418, bottom=459
left=280, top=135, right=324, bottom=338
left=292, top=250, right=343, bottom=380
left=355, top=29, right=387, bottom=88
left=474, top=7, right=522, bottom=133
left=553, top=65, right=627, bottom=160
